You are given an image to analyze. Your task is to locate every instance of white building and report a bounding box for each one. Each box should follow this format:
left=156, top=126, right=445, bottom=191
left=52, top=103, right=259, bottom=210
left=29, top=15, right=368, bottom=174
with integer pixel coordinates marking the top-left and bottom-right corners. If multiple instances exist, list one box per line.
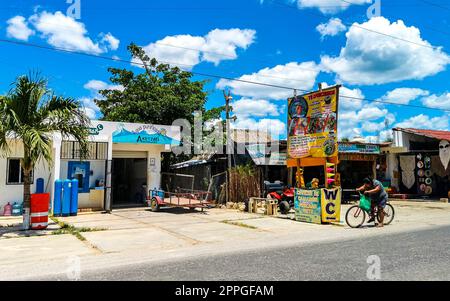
left=0, top=120, right=180, bottom=212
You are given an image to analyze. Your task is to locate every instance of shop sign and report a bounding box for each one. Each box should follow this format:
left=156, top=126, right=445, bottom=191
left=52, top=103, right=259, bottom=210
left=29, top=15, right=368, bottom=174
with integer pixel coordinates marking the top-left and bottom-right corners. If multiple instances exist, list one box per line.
left=339, top=143, right=380, bottom=154
left=246, top=144, right=287, bottom=166
left=89, top=124, right=104, bottom=136
left=294, top=189, right=322, bottom=224
left=339, top=153, right=377, bottom=162
left=112, top=123, right=180, bottom=145
left=288, top=86, right=339, bottom=159
left=268, top=152, right=287, bottom=166
left=321, top=188, right=342, bottom=223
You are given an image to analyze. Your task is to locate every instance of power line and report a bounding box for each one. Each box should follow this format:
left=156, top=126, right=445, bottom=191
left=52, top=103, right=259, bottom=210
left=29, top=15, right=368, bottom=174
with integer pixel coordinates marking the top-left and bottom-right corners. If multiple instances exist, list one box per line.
left=3, top=15, right=321, bottom=76
left=272, top=0, right=444, bottom=51
left=0, top=38, right=449, bottom=113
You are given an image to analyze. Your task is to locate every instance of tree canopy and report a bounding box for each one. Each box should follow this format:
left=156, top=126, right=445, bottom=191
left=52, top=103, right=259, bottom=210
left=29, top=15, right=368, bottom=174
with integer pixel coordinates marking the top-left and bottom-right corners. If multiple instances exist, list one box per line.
left=96, top=43, right=224, bottom=126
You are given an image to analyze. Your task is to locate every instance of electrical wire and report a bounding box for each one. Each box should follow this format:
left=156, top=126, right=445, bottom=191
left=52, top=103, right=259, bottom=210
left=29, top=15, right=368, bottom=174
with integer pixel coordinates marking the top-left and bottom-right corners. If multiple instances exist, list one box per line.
left=272, top=0, right=444, bottom=51
left=0, top=38, right=448, bottom=112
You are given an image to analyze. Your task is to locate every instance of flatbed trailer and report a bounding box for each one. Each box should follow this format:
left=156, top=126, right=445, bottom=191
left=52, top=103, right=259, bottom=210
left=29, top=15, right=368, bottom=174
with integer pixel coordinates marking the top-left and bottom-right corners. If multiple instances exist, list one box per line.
left=149, top=189, right=213, bottom=212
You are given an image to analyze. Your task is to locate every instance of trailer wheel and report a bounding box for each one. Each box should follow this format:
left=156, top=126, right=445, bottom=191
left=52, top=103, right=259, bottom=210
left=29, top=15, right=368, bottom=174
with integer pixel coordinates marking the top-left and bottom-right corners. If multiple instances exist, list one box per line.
left=151, top=198, right=160, bottom=212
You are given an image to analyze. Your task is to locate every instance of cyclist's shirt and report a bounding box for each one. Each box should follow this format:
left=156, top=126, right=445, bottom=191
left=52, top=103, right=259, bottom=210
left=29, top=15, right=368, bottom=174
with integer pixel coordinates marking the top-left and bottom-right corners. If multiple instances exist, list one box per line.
left=371, top=179, right=388, bottom=202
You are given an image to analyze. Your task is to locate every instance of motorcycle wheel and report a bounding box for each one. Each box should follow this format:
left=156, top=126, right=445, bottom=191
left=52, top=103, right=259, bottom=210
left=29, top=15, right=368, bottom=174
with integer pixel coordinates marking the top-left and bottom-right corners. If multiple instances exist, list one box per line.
left=279, top=200, right=290, bottom=215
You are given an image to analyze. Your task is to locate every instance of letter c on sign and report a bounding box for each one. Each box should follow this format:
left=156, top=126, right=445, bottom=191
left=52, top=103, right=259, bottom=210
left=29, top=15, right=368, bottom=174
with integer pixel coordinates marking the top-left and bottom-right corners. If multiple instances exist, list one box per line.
left=326, top=202, right=335, bottom=215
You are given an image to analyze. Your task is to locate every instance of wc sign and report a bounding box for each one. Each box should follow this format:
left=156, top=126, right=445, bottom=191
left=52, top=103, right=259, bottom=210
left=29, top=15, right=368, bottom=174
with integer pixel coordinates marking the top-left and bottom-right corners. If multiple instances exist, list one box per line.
left=320, top=188, right=342, bottom=223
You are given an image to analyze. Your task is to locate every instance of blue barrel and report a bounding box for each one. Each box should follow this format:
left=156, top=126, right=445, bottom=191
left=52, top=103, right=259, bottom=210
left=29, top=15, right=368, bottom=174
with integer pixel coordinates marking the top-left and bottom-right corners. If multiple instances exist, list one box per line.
left=36, top=178, right=44, bottom=194
left=62, top=179, right=72, bottom=217
left=70, top=179, right=79, bottom=216
left=53, top=180, right=63, bottom=217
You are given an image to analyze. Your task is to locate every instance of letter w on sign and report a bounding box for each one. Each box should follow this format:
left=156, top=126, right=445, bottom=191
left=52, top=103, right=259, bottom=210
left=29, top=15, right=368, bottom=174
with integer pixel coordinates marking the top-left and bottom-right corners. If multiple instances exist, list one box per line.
left=324, top=189, right=338, bottom=200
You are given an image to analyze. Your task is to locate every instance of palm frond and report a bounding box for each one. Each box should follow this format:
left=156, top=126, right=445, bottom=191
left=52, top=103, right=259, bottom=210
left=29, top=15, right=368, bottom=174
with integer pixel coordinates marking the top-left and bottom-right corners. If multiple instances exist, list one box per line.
left=39, top=95, right=90, bottom=158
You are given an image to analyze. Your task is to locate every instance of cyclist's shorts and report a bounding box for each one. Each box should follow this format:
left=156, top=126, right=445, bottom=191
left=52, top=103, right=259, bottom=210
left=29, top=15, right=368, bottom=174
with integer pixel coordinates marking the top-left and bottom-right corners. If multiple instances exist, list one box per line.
left=374, top=195, right=387, bottom=208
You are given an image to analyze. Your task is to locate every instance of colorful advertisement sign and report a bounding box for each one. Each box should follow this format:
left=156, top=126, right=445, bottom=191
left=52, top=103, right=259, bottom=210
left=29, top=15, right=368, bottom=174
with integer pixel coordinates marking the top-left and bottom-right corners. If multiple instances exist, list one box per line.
left=294, top=189, right=322, bottom=224
left=288, top=87, right=339, bottom=159
left=320, top=188, right=342, bottom=223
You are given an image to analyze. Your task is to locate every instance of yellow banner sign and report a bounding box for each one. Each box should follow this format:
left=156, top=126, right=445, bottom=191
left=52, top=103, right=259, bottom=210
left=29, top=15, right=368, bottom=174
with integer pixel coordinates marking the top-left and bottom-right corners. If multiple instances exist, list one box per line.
left=288, top=86, right=339, bottom=159
left=321, top=188, right=342, bottom=223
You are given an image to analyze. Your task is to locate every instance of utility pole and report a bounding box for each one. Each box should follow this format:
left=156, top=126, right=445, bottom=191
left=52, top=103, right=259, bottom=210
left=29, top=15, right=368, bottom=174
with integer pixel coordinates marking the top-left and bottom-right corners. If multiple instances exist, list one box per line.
left=223, top=90, right=233, bottom=203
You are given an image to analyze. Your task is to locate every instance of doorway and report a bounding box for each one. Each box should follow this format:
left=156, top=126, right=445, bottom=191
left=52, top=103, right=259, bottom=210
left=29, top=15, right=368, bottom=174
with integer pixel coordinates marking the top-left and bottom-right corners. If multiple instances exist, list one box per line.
left=112, top=158, right=147, bottom=207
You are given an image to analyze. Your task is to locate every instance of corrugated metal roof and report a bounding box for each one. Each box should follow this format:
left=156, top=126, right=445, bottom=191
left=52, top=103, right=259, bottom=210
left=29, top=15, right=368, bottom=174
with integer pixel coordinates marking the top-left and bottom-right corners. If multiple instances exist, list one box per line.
left=394, top=128, right=450, bottom=141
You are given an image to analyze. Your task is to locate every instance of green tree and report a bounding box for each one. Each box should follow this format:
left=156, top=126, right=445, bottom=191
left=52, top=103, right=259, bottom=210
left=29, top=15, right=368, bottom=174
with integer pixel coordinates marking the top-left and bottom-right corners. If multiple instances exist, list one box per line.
left=96, top=44, right=225, bottom=169
left=0, top=74, right=89, bottom=229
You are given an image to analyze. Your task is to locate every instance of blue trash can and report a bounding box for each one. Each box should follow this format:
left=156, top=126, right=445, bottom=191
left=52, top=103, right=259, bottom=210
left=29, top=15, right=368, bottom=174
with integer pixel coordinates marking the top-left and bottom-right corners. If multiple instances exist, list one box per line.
left=70, top=179, right=79, bottom=216
left=36, top=178, right=44, bottom=194
left=62, top=179, right=72, bottom=217
left=53, top=180, right=63, bottom=217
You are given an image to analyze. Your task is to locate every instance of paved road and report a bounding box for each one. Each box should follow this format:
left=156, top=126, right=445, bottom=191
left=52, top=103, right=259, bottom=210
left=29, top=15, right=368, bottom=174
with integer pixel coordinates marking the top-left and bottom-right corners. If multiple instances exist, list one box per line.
left=40, top=225, right=450, bottom=281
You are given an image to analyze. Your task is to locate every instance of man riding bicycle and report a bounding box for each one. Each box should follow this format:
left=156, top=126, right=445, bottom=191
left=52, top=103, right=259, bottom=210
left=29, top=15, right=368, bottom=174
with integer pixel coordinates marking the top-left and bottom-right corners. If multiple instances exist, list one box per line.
left=356, top=177, right=388, bottom=228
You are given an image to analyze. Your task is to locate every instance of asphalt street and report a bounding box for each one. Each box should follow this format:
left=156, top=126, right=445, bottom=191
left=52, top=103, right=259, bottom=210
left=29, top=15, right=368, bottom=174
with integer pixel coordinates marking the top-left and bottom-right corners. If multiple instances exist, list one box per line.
left=41, top=225, right=450, bottom=281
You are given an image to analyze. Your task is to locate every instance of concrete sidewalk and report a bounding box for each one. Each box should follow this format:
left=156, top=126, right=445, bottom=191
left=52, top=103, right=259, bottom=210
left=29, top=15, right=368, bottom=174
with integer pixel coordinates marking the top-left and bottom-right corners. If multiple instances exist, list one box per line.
left=1, top=201, right=449, bottom=280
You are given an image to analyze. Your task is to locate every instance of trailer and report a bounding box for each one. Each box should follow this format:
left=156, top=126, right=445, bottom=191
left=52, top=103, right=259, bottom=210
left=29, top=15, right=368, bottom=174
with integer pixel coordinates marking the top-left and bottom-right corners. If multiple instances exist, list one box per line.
left=148, top=189, right=213, bottom=212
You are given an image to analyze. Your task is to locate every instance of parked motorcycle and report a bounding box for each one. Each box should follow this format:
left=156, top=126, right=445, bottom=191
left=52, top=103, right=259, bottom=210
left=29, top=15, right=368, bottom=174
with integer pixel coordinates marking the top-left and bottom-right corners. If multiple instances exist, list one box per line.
left=266, top=186, right=295, bottom=215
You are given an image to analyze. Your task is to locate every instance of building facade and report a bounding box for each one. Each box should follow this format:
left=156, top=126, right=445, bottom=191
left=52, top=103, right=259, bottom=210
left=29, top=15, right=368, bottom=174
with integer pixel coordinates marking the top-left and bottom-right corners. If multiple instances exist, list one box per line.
left=387, top=128, right=450, bottom=198
left=0, top=121, right=180, bottom=212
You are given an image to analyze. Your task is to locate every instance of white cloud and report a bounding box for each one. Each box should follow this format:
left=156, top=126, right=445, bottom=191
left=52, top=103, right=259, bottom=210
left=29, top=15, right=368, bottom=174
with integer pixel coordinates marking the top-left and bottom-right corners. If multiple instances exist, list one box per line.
left=380, top=88, right=429, bottom=105
left=142, top=35, right=205, bottom=68
left=232, top=98, right=281, bottom=118
left=341, top=106, right=388, bottom=123
left=337, top=102, right=395, bottom=140
left=339, top=86, right=365, bottom=111
left=361, top=121, right=385, bottom=133
left=83, top=80, right=124, bottom=92
left=6, top=16, right=35, bottom=41
left=316, top=18, right=346, bottom=38
left=80, top=80, right=124, bottom=119
left=202, top=28, right=256, bottom=65
left=321, top=17, right=450, bottom=85
left=216, top=61, right=320, bottom=100
left=422, top=92, right=450, bottom=110
left=100, top=32, right=120, bottom=51
left=79, top=97, right=99, bottom=120
left=28, top=11, right=118, bottom=54
left=297, top=0, right=371, bottom=14
left=395, top=114, right=449, bottom=130
left=232, top=118, right=286, bottom=139
left=140, top=28, right=256, bottom=70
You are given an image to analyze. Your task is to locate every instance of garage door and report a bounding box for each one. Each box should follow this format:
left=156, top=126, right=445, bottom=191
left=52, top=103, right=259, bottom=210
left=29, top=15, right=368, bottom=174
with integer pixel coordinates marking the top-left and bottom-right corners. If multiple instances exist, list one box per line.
left=112, top=151, right=147, bottom=159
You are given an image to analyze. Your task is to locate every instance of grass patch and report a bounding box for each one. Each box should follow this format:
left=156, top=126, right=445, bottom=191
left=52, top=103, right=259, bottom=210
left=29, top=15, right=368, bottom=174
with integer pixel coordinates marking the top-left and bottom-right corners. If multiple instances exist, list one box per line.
left=221, top=220, right=258, bottom=229
left=50, top=217, right=105, bottom=241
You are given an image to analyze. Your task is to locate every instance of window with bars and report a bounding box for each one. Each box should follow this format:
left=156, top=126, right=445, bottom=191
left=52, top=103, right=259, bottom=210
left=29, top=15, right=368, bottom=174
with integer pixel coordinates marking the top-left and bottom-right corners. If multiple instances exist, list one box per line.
left=61, top=141, right=108, bottom=160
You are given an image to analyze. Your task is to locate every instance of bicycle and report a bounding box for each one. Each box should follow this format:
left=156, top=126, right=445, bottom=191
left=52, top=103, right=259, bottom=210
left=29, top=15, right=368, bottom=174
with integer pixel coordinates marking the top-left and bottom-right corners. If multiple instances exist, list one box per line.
left=345, top=197, right=395, bottom=228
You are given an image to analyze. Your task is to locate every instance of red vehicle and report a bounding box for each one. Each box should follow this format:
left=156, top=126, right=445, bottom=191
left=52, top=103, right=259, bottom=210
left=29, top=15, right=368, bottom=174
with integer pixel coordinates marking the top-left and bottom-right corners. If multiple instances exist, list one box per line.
left=267, top=186, right=295, bottom=214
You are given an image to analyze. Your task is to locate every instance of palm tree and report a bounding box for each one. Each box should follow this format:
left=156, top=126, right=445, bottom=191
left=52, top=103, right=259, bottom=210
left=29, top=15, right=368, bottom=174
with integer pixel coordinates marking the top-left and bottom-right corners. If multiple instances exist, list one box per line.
left=0, top=74, right=90, bottom=229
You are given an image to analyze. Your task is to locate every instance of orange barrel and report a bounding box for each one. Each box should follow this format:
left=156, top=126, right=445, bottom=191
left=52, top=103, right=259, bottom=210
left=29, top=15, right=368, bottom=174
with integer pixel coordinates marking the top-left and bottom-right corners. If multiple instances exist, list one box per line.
left=30, top=193, right=50, bottom=230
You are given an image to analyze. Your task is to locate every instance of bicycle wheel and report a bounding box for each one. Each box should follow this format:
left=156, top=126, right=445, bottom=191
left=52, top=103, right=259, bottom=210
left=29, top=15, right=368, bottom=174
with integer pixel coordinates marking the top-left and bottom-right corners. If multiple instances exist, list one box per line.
left=345, top=205, right=366, bottom=228
left=377, top=204, right=395, bottom=225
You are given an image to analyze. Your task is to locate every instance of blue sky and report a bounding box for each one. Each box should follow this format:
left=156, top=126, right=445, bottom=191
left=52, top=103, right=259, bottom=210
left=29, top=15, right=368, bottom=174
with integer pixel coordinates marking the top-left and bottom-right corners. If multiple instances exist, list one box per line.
left=1, top=0, right=450, bottom=141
